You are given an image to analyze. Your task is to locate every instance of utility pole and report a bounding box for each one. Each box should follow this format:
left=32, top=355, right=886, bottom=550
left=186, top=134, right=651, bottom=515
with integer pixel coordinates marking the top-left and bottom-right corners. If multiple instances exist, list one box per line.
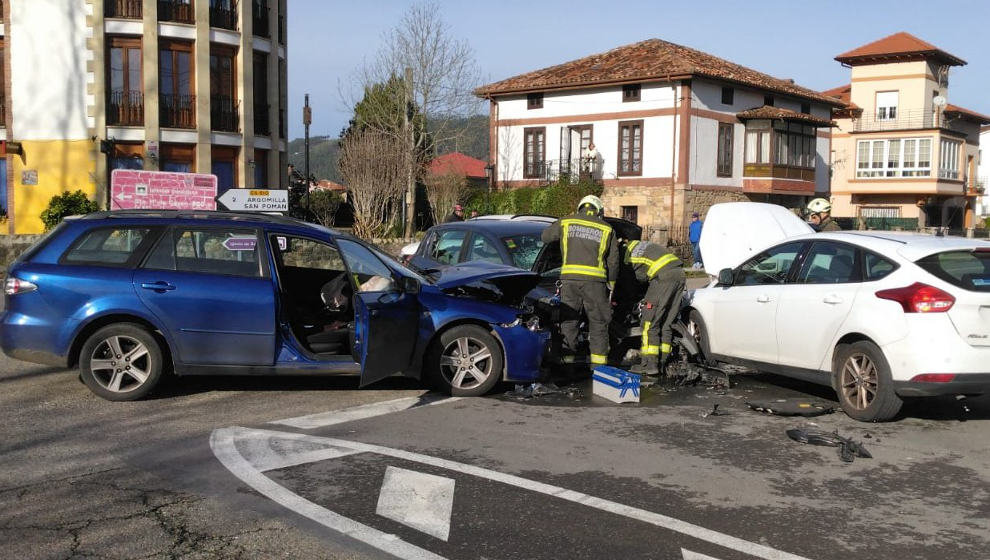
left=404, top=67, right=415, bottom=238
left=303, top=94, right=312, bottom=215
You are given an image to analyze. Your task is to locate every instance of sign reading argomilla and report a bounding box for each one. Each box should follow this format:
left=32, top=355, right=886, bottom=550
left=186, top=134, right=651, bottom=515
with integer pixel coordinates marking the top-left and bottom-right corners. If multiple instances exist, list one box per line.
left=216, top=188, right=289, bottom=212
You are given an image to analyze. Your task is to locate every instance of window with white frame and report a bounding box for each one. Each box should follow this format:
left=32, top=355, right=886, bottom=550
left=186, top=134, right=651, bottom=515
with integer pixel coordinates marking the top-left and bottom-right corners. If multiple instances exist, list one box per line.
left=939, top=139, right=961, bottom=180
left=856, top=138, right=932, bottom=178
left=876, top=91, right=898, bottom=121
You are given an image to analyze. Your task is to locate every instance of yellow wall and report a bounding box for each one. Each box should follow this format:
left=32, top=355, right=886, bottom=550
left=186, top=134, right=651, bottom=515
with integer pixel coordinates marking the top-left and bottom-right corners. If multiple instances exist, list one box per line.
left=10, top=140, right=97, bottom=234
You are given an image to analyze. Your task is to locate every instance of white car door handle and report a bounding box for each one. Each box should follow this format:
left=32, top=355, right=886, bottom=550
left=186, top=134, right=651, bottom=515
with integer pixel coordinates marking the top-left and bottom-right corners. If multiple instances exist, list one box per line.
left=823, top=295, right=844, bottom=305
left=756, top=294, right=771, bottom=303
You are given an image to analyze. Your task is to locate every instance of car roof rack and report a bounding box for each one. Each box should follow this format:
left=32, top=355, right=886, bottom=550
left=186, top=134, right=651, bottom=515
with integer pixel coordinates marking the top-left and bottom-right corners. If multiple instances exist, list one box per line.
left=80, top=209, right=316, bottom=228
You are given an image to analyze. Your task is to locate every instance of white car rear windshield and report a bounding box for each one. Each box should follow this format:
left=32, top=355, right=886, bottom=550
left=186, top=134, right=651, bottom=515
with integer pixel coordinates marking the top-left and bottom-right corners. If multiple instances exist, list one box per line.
left=915, top=250, right=990, bottom=292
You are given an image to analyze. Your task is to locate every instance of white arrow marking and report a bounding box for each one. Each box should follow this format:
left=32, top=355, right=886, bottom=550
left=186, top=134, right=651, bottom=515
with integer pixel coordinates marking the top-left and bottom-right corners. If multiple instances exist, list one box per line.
left=269, top=395, right=461, bottom=430
left=683, top=548, right=724, bottom=560
left=376, top=466, right=455, bottom=541
left=211, top=426, right=813, bottom=560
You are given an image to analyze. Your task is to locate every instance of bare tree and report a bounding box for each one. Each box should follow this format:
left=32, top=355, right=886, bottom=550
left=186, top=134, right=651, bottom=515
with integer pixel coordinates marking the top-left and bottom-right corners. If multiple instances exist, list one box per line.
left=424, top=171, right=467, bottom=225
left=338, top=130, right=407, bottom=238
left=344, top=2, right=482, bottom=236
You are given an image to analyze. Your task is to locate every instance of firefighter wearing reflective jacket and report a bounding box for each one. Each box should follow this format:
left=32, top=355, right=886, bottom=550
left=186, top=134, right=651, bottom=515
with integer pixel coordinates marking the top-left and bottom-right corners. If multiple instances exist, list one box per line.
left=624, top=240, right=685, bottom=376
left=541, top=195, right=619, bottom=368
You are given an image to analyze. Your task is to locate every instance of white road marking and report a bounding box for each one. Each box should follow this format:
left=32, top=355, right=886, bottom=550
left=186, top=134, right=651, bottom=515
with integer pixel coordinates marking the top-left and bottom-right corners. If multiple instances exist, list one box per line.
left=210, top=427, right=448, bottom=560
left=212, top=426, right=813, bottom=560
left=238, top=433, right=361, bottom=472
left=376, top=466, right=455, bottom=542
left=683, top=549, right=723, bottom=560
left=270, top=395, right=461, bottom=429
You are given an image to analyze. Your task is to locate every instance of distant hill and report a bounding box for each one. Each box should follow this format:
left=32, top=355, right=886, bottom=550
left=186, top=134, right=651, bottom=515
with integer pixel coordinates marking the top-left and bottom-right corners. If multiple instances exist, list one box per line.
left=288, top=115, right=489, bottom=183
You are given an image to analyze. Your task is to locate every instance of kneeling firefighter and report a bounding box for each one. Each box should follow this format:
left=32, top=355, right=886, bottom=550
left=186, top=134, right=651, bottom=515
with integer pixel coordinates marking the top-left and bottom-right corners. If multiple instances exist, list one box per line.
left=624, top=240, right=685, bottom=376
left=541, top=195, right=619, bottom=368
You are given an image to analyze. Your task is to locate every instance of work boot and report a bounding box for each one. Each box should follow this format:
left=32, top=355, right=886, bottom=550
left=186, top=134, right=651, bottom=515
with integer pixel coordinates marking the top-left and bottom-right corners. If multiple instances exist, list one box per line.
left=658, top=353, right=672, bottom=377
left=630, top=355, right=659, bottom=377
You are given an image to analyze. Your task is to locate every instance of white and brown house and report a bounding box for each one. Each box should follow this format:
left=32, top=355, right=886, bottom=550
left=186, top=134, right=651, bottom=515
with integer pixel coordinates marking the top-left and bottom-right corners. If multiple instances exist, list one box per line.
left=474, top=38, right=844, bottom=233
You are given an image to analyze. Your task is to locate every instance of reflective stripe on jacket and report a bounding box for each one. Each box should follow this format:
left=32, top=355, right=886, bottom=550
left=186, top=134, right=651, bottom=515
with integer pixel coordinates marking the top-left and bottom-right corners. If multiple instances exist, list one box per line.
left=625, top=240, right=682, bottom=283
left=542, top=212, right=619, bottom=282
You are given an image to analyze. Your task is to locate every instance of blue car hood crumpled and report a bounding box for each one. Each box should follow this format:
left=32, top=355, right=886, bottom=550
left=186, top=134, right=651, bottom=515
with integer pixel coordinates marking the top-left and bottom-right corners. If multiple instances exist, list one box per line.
left=433, top=261, right=540, bottom=307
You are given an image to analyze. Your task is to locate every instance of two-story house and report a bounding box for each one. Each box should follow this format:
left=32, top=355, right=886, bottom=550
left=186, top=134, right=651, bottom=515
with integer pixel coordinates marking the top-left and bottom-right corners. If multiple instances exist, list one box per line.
left=474, top=39, right=843, bottom=234
left=825, top=32, right=989, bottom=230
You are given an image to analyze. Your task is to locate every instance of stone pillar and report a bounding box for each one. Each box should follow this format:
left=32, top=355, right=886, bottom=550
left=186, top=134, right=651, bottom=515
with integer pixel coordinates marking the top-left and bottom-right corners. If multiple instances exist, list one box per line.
left=142, top=0, right=160, bottom=170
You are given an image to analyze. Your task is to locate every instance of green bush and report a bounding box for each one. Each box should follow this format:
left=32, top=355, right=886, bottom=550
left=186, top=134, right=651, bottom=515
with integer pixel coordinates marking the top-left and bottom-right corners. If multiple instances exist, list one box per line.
left=985, top=216, right=990, bottom=230
left=462, top=180, right=604, bottom=219
left=40, top=190, right=99, bottom=230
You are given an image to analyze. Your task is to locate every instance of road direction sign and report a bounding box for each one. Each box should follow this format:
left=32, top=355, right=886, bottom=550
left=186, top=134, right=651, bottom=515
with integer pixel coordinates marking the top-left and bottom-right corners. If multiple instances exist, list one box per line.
left=216, top=188, right=289, bottom=212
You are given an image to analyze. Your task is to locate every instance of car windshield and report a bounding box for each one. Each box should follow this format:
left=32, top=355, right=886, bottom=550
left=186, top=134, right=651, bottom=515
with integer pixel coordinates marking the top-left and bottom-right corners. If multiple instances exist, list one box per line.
left=502, top=234, right=544, bottom=270
left=915, top=249, right=990, bottom=292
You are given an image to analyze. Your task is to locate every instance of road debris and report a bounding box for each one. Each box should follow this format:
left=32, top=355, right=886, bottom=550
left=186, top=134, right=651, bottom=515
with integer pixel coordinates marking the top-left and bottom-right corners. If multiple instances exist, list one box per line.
left=745, top=399, right=835, bottom=417
left=786, top=428, right=873, bottom=462
left=701, top=404, right=728, bottom=418
left=504, top=382, right=583, bottom=400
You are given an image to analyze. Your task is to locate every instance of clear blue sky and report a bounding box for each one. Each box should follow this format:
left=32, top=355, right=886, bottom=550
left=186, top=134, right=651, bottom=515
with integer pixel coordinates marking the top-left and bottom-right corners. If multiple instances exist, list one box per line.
left=286, top=0, right=990, bottom=140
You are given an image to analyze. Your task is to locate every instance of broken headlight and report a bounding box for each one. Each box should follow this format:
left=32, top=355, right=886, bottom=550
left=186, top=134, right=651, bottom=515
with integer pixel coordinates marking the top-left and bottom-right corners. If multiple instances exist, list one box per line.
left=500, top=314, right=543, bottom=332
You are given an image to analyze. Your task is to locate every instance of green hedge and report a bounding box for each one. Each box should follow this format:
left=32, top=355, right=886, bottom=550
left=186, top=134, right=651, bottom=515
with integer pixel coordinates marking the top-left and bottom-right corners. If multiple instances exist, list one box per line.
left=464, top=180, right=603, bottom=218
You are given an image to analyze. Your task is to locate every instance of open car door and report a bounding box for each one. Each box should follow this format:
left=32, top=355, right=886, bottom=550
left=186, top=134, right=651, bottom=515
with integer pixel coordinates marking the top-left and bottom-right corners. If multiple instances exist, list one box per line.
left=336, top=238, right=421, bottom=387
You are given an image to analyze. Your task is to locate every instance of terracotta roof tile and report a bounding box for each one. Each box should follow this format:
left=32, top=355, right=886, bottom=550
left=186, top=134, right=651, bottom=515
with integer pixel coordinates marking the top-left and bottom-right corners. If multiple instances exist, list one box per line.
left=428, top=152, right=488, bottom=178
left=834, top=32, right=965, bottom=66
left=736, top=105, right=834, bottom=127
left=944, top=104, right=990, bottom=125
left=822, top=83, right=861, bottom=119
left=475, top=38, right=845, bottom=106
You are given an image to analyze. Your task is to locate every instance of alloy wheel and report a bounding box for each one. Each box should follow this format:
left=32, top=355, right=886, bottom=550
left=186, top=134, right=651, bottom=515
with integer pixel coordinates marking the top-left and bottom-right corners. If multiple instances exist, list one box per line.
left=839, top=352, right=879, bottom=410
left=439, top=336, right=493, bottom=390
left=89, top=335, right=152, bottom=393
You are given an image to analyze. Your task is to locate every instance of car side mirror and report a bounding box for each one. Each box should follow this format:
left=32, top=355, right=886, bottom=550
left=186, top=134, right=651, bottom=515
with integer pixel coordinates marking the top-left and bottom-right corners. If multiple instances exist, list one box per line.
left=401, top=276, right=421, bottom=295
left=717, top=268, right=734, bottom=287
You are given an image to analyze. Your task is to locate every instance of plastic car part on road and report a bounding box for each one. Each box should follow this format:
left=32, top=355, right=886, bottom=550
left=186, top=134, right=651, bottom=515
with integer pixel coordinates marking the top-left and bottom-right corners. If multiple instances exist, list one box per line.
left=786, top=428, right=873, bottom=463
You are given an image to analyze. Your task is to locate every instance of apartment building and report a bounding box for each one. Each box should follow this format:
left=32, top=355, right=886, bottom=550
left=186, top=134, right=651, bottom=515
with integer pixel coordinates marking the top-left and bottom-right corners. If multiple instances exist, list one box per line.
left=825, top=32, right=989, bottom=230
left=0, top=0, right=288, bottom=234
left=475, top=39, right=843, bottom=233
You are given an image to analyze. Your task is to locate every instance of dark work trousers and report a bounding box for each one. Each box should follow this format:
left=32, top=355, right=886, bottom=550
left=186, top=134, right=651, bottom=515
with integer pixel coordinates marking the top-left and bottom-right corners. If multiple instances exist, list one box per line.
left=640, top=266, right=686, bottom=359
left=559, top=280, right=611, bottom=365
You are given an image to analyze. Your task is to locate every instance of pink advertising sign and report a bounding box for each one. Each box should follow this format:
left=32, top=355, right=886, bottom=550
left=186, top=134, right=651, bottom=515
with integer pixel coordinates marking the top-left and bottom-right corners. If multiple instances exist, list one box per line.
left=111, top=169, right=218, bottom=211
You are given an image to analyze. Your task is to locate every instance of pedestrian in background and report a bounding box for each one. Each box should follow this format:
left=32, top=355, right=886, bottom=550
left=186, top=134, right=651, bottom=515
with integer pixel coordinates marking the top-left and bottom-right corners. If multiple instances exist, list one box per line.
left=470, top=210, right=479, bottom=219
left=689, top=212, right=704, bottom=269
left=445, top=204, right=465, bottom=223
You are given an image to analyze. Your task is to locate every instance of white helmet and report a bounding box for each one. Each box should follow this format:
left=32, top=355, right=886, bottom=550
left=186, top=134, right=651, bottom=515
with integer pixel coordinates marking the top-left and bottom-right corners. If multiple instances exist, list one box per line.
left=577, top=195, right=604, bottom=215
left=806, top=198, right=832, bottom=214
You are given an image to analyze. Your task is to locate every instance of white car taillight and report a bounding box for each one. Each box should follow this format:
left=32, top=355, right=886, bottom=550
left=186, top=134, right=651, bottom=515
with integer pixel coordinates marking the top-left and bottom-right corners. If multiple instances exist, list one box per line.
left=4, top=277, right=38, bottom=295
left=876, top=282, right=955, bottom=313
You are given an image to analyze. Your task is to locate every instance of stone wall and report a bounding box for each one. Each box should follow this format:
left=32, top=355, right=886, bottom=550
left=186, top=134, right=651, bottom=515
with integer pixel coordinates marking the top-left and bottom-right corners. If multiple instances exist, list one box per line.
left=0, top=235, right=45, bottom=268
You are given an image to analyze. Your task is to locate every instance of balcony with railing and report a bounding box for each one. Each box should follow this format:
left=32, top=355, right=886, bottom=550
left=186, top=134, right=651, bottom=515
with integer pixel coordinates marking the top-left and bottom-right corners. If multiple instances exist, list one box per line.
left=254, top=103, right=271, bottom=135
left=252, top=0, right=270, bottom=37
left=158, top=0, right=195, bottom=24
left=211, top=95, right=239, bottom=132
left=209, top=0, right=237, bottom=30
left=107, top=90, right=144, bottom=126
left=160, top=93, right=196, bottom=128
left=523, top=159, right=604, bottom=184
left=104, top=0, right=143, bottom=19
left=851, top=109, right=947, bottom=133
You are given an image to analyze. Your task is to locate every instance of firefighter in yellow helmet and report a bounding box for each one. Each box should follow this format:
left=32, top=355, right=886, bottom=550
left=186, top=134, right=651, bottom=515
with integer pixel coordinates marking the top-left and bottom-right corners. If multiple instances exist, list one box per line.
left=542, top=195, right=619, bottom=370
left=806, top=198, right=841, bottom=232
left=624, top=239, right=685, bottom=376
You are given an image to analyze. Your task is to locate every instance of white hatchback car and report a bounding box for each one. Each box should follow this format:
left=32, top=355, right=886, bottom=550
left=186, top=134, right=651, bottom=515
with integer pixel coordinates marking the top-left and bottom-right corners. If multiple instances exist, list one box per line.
left=688, top=202, right=990, bottom=422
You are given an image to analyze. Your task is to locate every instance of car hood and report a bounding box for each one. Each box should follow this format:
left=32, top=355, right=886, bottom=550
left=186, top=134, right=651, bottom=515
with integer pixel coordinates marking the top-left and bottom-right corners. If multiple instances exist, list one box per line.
left=434, top=261, right=540, bottom=307
left=699, top=202, right=813, bottom=275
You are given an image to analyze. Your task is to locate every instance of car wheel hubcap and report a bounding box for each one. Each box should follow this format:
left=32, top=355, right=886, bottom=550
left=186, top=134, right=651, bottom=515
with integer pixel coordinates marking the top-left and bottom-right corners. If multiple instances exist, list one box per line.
left=439, top=336, right=493, bottom=390
left=840, top=352, right=878, bottom=410
left=90, top=335, right=151, bottom=393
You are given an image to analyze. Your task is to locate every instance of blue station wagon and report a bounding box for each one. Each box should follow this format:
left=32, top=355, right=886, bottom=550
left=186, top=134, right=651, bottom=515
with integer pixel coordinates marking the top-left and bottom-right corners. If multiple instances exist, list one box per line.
left=1, top=211, right=549, bottom=400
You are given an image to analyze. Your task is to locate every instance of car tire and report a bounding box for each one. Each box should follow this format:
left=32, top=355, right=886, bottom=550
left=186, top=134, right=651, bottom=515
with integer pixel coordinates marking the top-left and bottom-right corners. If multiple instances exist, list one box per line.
left=832, top=340, right=902, bottom=422
left=427, top=325, right=504, bottom=397
left=79, top=323, right=165, bottom=402
left=687, top=310, right=713, bottom=365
